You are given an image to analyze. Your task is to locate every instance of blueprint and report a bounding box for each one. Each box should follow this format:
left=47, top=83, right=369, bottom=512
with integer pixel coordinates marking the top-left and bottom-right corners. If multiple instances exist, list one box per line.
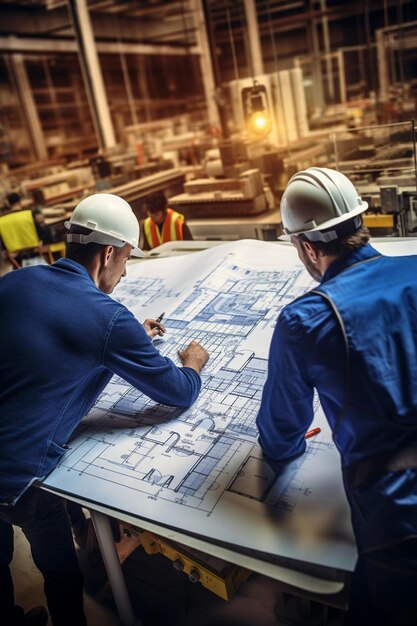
left=43, top=238, right=416, bottom=574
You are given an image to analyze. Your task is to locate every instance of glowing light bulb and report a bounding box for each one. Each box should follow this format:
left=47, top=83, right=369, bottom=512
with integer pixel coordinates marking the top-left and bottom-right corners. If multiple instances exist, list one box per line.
left=248, top=110, right=272, bottom=136
left=241, top=82, right=272, bottom=137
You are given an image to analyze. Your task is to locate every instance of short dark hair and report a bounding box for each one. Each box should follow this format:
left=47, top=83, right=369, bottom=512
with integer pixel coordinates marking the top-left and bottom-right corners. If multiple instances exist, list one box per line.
left=7, top=192, right=21, bottom=206
left=65, top=225, right=104, bottom=262
left=299, top=225, right=370, bottom=257
left=145, top=192, right=167, bottom=214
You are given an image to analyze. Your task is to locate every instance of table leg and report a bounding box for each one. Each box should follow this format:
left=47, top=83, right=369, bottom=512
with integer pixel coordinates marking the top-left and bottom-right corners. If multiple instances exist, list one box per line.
left=90, top=509, right=140, bottom=626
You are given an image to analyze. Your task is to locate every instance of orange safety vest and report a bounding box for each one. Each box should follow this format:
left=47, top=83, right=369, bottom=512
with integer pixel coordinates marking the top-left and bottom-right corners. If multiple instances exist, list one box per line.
left=144, top=208, right=185, bottom=249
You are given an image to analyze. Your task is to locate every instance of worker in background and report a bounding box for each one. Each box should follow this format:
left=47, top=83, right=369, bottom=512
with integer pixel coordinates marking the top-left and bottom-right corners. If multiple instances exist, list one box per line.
left=141, top=191, right=192, bottom=251
left=0, top=193, right=209, bottom=626
left=0, top=192, right=45, bottom=268
left=31, top=189, right=53, bottom=245
left=6, top=192, right=51, bottom=241
left=6, top=191, right=23, bottom=211
left=256, top=168, right=417, bottom=624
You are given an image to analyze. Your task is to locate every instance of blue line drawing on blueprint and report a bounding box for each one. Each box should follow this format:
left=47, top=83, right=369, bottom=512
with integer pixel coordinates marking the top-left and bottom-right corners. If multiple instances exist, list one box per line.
left=43, top=240, right=357, bottom=571
left=113, top=276, right=183, bottom=312
left=56, top=250, right=311, bottom=514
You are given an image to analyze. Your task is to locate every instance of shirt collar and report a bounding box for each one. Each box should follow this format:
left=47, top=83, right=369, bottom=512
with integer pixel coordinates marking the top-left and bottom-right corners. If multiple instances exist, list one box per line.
left=321, top=243, right=382, bottom=284
left=53, top=257, right=96, bottom=284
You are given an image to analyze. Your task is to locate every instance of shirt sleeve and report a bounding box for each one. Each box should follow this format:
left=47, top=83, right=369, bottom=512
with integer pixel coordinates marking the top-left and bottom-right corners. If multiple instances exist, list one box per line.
left=256, top=305, right=315, bottom=462
left=103, top=307, right=201, bottom=407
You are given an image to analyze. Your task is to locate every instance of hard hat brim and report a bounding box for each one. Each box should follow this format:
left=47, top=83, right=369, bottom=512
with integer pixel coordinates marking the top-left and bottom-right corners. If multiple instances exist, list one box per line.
left=130, top=245, right=145, bottom=258
left=66, top=219, right=144, bottom=257
left=283, top=201, right=368, bottom=237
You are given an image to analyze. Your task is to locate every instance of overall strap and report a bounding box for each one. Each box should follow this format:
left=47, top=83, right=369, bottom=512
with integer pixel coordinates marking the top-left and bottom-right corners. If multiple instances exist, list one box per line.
left=312, top=253, right=417, bottom=432
left=310, top=254, right=383, bottom=432
left=311, top=288, right=349, bottom=436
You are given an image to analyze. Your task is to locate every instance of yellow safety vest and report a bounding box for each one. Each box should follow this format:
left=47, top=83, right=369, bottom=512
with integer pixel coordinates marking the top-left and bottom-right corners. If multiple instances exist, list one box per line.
left=0, top=210, right=40, bottom=252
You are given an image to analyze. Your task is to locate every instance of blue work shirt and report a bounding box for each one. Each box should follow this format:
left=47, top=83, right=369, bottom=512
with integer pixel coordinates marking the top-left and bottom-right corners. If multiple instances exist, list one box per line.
left=256, top=243, right=417, bottom=551
left=0, top=259, right=201, bottom=504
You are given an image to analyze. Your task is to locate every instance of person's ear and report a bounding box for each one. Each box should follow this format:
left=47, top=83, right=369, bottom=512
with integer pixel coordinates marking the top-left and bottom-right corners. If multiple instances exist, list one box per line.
left=101, top=245, right=114, bottom=267
left=302, top=239, right=320, bottom=264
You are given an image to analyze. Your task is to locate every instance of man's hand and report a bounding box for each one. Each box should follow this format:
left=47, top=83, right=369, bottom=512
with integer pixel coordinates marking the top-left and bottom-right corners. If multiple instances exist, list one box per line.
left=178, top=341, right=209, bottom=374
left=143, top=318, right=165, bottom=339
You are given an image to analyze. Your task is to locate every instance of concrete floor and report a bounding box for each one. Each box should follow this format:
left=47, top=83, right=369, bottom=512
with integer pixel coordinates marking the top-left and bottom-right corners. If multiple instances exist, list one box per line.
left=0, top=254, right=12, bottom=275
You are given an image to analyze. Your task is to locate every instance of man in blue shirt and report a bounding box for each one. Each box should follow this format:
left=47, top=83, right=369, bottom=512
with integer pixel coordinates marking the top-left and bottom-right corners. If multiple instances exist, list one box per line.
left=0, top=193, right=208, bottom=626
left=256, top=168, right=417, bottom=624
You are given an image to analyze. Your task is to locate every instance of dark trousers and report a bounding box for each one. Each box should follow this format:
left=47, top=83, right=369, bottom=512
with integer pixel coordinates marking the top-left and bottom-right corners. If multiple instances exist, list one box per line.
left=0, top=486, right=87, bottom=626
left=65, top=500, right=87, bottom=535
left=346, top=538, right=417, bottom=625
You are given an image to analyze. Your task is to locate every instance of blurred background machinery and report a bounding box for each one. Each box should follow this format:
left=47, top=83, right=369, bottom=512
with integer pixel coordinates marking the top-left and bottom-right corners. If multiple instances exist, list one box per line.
left=0, top=0, right=416, bottom=242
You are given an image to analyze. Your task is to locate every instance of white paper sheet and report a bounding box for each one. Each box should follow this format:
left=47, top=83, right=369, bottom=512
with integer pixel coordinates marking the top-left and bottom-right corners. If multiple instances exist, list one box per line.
left=43, top=238, right=416, bottom=574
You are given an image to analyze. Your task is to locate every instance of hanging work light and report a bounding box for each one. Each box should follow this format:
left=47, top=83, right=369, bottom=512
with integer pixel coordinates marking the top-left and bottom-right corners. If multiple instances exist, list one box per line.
left=241, top=81, right=272, bottom=137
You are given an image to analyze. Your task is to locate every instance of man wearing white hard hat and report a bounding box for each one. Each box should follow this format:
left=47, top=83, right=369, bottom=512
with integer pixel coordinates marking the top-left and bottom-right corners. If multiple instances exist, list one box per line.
left=256, top=168, right=417, bottom=623
left=0, top=193, right=208, bottom=626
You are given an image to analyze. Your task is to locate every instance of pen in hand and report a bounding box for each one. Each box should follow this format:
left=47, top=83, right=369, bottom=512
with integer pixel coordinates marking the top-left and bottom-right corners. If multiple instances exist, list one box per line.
left=151, top=312, right=165, bottom=339
left=143, top=313, right=166, bottom=339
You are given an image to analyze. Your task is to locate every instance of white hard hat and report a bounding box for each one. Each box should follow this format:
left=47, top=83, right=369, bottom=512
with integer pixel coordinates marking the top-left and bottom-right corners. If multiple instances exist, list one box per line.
left=65, top=193, right=144, bottom=257
left=280, top=167, right=368, bottom=242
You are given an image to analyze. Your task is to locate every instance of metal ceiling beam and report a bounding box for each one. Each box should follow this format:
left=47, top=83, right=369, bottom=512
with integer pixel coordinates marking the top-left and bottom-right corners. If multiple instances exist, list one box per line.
left=193, top=0, right=220, bottom=128
left=67, top=0, right=115, bottom=149
left=88, top=0, right=189, bottom=18
left=0, top=5, right=196, bottom=46
left=0, top=35, right=200, bottom=55
left=7, top=54, right=48, bottom=160
left=244, top=0, right=264, bottom=76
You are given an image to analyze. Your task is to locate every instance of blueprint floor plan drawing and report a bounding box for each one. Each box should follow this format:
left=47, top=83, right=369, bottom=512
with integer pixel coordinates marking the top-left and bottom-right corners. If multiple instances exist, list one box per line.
left=43, top=238, right=415, bottom=575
